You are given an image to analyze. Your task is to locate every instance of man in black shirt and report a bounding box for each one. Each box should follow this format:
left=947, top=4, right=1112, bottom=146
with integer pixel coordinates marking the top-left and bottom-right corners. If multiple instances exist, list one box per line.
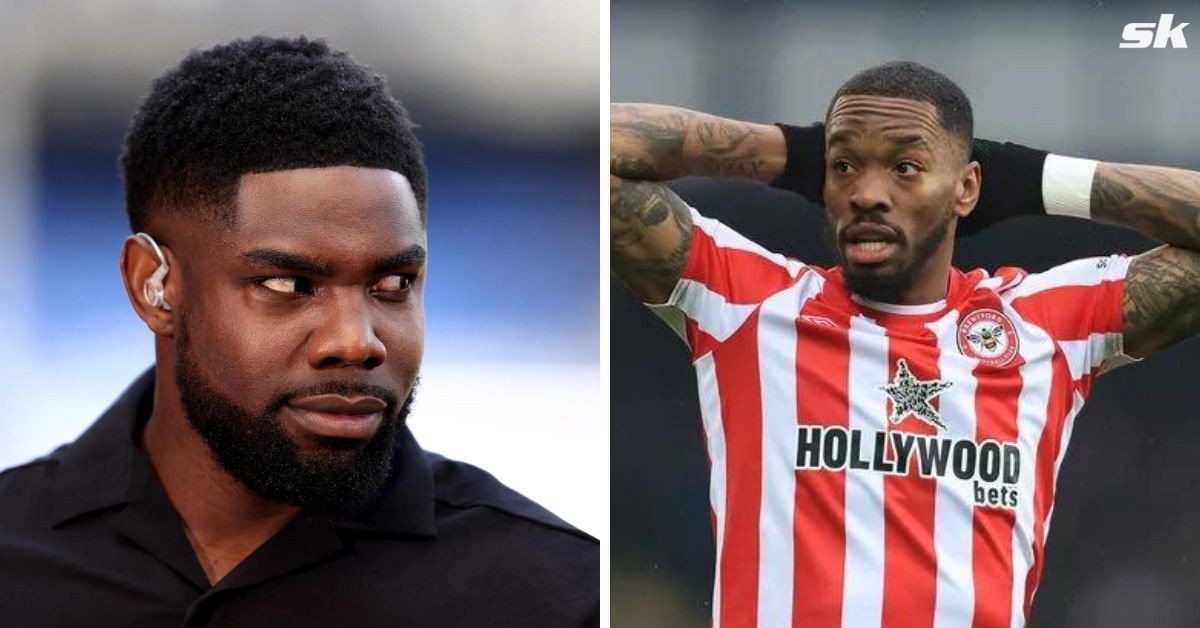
left=0, top=36, right=597, bottom=627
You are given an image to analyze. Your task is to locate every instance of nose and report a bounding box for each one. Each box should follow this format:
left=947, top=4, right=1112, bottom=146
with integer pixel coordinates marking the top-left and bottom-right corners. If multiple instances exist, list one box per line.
left=307, top=289, right=387, bottom=369
left=847, top=169, right=892, bottom=214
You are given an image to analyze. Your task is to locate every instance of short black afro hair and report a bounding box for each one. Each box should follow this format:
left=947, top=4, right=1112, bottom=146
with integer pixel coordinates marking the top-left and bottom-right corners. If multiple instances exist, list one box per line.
left=827, top=61, right=973, bottom=159
left=120, top=35, right=427, bottom=233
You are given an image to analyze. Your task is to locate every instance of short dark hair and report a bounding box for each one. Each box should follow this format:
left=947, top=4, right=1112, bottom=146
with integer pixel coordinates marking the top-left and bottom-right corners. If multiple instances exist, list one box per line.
left=119, top=35, right=427, bottom=233
left=827, top=61, right=973, bottom=158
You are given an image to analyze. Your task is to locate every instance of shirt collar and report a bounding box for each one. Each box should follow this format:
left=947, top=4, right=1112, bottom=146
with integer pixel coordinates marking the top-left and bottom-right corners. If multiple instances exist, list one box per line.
left=49, top=369, right=151, bottom=527
left=826, top=266, right=968, bottom=322
left=50, top=367, right=436, bottom=538
left=334, top=425, right=437, bottom=537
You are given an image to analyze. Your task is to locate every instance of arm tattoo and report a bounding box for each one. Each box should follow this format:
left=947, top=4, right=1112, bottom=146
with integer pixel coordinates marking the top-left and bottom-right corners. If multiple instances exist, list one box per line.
left=1092, top=163, right=1200, bottom=249
left=1123, top=245, right=1200, bottom=357
left=615, top=112, right=688, bottom=169
left=610, top=106, right=688, bottom=181
left=611, top=104, right=781, bottom=182
left=610, top=176, right=693, bottom=303
left=693, top=119, right=769, bottom=178
left=611, top=154, right=660, bottom=181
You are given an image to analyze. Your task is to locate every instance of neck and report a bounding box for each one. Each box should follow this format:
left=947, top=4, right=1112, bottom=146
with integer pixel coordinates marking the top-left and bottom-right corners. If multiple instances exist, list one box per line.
left=886, top=228, right=956, bottom=305
left=142, top=344, right=299, bottom=584
left=894, top=266, right=951, bottom=305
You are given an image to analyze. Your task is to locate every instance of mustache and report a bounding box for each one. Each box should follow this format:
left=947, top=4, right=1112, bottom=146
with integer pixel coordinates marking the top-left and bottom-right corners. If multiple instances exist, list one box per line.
left=838, top=215, right=907, bottom=244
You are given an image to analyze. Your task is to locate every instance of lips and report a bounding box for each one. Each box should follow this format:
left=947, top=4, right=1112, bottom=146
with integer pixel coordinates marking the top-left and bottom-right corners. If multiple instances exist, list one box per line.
left=289, top=394, right=387, bottom=414
left=285, top=394, right=387, bottom=439
left=842, top=222, right=900, bottom=265
left=842, top=222, right=898, bottom=244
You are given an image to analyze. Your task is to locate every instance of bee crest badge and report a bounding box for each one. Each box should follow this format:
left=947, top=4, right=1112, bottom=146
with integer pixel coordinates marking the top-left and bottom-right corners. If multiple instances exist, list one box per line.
left=957, top=308, right=1019, bottom=367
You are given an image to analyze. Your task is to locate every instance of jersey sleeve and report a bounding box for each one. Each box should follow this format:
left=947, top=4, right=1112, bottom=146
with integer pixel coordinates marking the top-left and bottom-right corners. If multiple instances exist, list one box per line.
left=1006, top=254, right=1140, bottom=388
left=646, top=205, right=806, bottom=351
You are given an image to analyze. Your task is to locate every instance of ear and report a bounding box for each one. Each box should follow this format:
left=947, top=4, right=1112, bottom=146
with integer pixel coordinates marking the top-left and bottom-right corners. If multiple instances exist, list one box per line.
left=953, top=159, right=982, bottom=219
left=119, top=235, right=177, bottom=336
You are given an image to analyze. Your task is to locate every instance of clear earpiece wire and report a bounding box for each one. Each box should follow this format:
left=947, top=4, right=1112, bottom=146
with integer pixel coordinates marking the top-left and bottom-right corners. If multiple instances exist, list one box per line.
left=134, top=232, right=172, bottom=311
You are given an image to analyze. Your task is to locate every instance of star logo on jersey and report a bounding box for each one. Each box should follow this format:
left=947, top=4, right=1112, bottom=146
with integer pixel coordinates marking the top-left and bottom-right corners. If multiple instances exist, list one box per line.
left=880, top=358, right=953, bottom=430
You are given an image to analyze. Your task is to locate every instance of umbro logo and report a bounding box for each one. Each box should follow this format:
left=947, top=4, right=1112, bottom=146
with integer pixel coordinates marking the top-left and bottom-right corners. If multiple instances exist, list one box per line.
left=800, top=315, right=840, bottom=329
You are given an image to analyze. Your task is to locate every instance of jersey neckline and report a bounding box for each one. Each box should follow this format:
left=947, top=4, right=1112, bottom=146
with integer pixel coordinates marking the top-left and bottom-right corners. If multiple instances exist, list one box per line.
left=826, top=266, right=978, bottom=324
left=849, top=293, right=948, bottom=315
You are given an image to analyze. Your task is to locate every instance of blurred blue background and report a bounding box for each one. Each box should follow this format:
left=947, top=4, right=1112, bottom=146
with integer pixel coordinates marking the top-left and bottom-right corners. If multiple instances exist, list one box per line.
left=0, top=0, right=601, bottom=535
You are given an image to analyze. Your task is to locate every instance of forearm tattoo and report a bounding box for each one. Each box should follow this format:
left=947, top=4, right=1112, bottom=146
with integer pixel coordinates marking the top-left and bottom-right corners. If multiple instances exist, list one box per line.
left=1123, top=245, right=1200, bottom=357
left=611, top=108, right=688, bottom=180
left=1092, top=163, right=1200, bottom=249
left=610, top=176, right=693, bottom=302
left=691, top=119, right=770, bottom=179
left=610, top=104, right=776, bottom=182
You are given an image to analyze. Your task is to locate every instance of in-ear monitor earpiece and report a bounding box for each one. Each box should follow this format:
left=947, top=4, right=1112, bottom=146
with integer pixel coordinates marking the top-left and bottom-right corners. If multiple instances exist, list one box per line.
left=134, top=232, right=172, bottom=311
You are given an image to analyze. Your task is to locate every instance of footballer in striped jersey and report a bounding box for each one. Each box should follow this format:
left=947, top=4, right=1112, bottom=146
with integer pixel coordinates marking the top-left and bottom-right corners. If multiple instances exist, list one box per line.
left=612, top=61, right=1200, bottom=628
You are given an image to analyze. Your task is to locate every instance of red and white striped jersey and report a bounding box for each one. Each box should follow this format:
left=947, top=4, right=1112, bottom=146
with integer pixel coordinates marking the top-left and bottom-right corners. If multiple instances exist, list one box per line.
left=649, top=207, right=1137, bottom=628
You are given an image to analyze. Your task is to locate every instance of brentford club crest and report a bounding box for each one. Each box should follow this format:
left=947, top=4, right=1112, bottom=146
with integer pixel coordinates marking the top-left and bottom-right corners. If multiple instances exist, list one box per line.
left=957, top=308, right=1019, bottom=367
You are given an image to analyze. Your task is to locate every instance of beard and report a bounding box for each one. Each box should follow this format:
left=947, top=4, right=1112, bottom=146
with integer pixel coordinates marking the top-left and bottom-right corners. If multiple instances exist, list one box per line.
left=828, top=209, right=953, bottom=303
left=174, top=313, right=414, bottom=515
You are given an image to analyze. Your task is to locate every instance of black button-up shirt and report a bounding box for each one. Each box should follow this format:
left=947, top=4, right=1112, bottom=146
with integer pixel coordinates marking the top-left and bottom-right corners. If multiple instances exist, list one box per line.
left=0, top=370, right=598, bottom=627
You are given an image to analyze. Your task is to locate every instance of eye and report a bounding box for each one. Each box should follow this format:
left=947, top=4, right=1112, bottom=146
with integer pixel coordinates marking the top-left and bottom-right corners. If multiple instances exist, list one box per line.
left=259, top=276, right=314, bottom=295
left=831, top=159, right=855, bottom=174
left=372, top=274, right=414, bottom=295
left=894, top=161, right=921, bottom=176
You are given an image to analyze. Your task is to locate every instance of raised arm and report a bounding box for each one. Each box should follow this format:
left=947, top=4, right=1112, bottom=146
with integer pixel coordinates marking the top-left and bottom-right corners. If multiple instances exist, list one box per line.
left=611, top=104, right=786, bottom=182
left=610, top=104, right=785, bottom=303
left=1089, top=163, right=1200, bottom=358
left=610, top=176, right=692, bottom=303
